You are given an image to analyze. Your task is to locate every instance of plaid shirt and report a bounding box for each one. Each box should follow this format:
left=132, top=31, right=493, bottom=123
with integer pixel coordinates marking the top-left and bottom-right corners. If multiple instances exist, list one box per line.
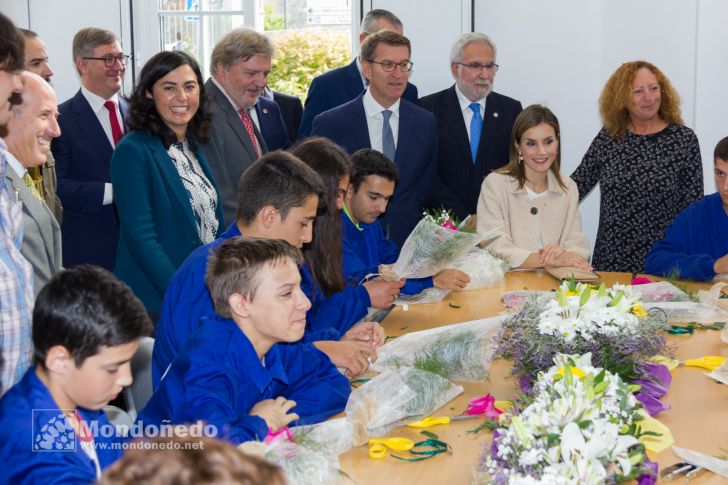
left=0, top=139, right=34, bottom=396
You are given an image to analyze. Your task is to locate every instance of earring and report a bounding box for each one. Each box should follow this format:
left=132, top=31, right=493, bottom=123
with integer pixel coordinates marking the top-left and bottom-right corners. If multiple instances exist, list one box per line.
left=518, top=152, right=524, bottom=163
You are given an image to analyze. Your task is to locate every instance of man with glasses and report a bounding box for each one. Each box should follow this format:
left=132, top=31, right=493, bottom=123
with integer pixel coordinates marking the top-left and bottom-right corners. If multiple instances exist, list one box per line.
left=52, top=27, right=128, bottom=271
left=298, top=9, right=418, bottom=140
left=419, top=33, right=522, bottom=226
left=311, top=30, right=436, bottom=248
left=202, top=28, right=288, bottom=226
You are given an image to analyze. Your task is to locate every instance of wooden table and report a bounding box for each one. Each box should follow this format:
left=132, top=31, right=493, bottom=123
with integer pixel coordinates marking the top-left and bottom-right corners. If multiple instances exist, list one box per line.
left=339, top=271, right=728, bottom=484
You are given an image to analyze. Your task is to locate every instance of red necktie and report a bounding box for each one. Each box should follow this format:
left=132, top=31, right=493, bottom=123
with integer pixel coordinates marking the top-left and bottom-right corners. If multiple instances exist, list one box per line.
left=238, top=108, right=261, bottom=157
left=104, top=100, right=123, bottom=146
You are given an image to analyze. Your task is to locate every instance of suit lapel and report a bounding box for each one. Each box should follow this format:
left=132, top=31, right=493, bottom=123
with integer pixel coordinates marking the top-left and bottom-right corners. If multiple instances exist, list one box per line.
left=395, top=101, right=412, bottom=166
left=206, top=80, right=260, bottom=160
left=71, top=90, right=114, bottom=163
left=344, top=61, right=366, bottom=99
left=147, top=137, right=198, bottom=233
left=350, top=96, right=372, bottom=149
left=477, top=92, right=504, bottom=162
left=443, top=86, right=472, bottom=163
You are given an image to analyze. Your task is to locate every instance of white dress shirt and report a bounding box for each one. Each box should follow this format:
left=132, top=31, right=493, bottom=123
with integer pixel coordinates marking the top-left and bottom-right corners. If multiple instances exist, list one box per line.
left=80, top=86, right=122, bottom=205
left=362, top=89, right=400, bottom=153
left=454, top=84, right=486, bottom=140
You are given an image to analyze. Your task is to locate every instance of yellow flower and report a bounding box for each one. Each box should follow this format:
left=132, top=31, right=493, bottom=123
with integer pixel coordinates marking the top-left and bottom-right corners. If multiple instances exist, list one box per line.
left=632, top=304, right=647, bottom=317
left=556, top=366, right=586, bottom=379
left=565, top=291, right=579, bottom=297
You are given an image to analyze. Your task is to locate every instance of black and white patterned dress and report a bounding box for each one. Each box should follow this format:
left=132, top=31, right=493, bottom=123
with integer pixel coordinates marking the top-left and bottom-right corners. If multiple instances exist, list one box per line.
left=571, top=124, right=703, bottom=274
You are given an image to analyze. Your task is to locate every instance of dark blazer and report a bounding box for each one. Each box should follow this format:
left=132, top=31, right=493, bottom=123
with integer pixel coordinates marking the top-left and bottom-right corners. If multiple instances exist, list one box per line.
left=200, top=79, right=267, bottom=227
left=5, top=165, right=62, bottom=294
left=51, top=90, right=128, bottom=271
left=418, top=86, right=522, bottom=220
left=311, top=94, right=438, bottom=247
left=110, top=131, right=224, bottom=313
left=298, top=59, right=419, bottom=140
left=255, top=96, right=290, bottom=151
left=272, top=90, right=303, bottom=145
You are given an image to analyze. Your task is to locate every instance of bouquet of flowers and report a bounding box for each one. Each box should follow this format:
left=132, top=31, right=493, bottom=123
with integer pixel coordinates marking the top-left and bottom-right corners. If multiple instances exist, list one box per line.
left=476, top=353, right=657, bottom=485
left=496, top=280, right=671, bottom=415
left=385, top=209, right=485, bottom=280
left=345, top=367, right=463, bottom=436
left=371, top=315, right=504, bottom=381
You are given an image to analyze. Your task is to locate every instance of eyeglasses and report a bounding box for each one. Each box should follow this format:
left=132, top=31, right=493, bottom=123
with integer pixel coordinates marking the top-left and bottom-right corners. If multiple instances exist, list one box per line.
left=456, top=62, right=499, bottom=73
left=368, top=60, right=414, bottom=72
left=82, top=54, right=131, bottom=67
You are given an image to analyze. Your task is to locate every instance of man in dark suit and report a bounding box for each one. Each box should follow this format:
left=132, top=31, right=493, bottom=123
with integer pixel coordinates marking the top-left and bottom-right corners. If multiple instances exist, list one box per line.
left=270, top=89, right=303, bottom=145
left=202, top=28, right=277, bottom=226
left=52, top=27, right=128, bottom=271
left=419, top=33, right=522, bottom=224
left=255, top=90, right=290, bottom=151
left=311, top=31, right=437, bottom=248
left=298, top=9, right=418, bottom=140
left=5, top=72, right=62, bottom=294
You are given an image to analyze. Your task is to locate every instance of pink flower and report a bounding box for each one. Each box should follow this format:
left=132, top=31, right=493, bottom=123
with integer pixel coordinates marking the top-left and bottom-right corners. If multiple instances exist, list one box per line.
left=441, top=219, right=458, bottom=231
left=464, top=393, right=503, bottom=418
left=263, top=426, right=294, bottom=445
left=631, top=277, right=652, bottom=285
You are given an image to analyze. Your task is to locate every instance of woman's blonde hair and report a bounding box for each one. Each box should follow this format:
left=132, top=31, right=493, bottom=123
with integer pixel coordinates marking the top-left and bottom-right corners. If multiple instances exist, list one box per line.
left=599, top=60, right=683, bottom=138
left=497, top=104, right=566, bottom=190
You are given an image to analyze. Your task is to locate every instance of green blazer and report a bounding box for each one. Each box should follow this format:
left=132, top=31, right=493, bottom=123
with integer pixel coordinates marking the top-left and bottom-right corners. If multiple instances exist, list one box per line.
left=110, top=130, right=224, bottom=313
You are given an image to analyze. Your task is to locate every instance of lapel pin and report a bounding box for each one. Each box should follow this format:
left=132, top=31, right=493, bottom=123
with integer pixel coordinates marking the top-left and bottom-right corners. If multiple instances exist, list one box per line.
left=493, top=112, right=499, bottom=118
left=263, top=108, right=269, bottom=114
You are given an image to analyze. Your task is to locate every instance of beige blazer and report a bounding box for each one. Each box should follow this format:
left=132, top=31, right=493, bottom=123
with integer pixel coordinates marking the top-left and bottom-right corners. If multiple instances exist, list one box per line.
left=476, top=170, right=591, bottom=268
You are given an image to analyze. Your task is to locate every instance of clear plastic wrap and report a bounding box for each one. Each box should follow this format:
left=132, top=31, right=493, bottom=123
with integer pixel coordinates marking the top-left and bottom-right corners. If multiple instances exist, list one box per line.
left=633, top=281, right=691, bottom=302
left=450, top=248, right=508, bottom=290
left=501, top=290, right=553, bottom=311
left=345, top=367, right=463, bottom=435
left=291, top=417, right=369, bottom=456
left=388, top=219, right=483, bottom=279
left=645, top=301, right=728, bottom=323
left=394, top=287, right=450, bottom=306
left=238, top=440, right=346, bottom=485
left=370, top=316, right=504, bottom=381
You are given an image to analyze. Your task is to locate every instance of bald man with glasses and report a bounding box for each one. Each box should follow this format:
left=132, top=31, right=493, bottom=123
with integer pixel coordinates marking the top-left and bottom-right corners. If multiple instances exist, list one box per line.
left=51, top=27, right=129, bottom=271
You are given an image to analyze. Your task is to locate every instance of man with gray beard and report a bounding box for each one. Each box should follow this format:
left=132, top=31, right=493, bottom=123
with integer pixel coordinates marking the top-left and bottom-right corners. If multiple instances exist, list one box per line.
left=419, top=33, right=522, bottom=225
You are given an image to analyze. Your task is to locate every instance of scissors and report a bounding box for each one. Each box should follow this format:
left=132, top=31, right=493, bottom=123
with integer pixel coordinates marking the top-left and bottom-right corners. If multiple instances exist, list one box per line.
left=368, top=437, right=415, bottom=459
left=406, top=415, right=480, bottom=428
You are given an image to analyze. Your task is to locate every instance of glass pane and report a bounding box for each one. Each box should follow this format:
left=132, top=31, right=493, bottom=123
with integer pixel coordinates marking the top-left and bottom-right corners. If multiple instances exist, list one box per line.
left=159, top=0, right=199, bottom=12
left=201, top=0, right=244, bottom=10
left=159, top=14, right=201, bottom=60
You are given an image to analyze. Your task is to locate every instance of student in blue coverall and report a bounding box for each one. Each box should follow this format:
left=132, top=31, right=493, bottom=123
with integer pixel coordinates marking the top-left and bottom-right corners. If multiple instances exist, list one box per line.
left=341, top=148, right=470, bottom=294
left=0, top=266, right=153, bottom=484
left=645, top=136, right=728, bottom=281
left=153, top=151, right=387, bottom=387
left=138, top=237, right=351, bottom=444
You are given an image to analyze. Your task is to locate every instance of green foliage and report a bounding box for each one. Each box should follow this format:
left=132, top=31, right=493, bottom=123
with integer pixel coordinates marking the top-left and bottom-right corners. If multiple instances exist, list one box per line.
left=268, top=30, right=351, bottom=102
left=264, top=4, right=284, bottom=31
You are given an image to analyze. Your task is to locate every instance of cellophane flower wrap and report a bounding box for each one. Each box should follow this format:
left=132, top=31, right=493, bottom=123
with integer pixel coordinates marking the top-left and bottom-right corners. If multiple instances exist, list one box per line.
left=496, top=281, right=671, bottom=414
left=476, top=353, right=657, bottom=485
left=451, top=248, right=509, bottom=290
left=344, top=367, right=463, bottom=436
left=370, top=315, right=504, bottom=381
left=388, top=213, right=484, bottom=280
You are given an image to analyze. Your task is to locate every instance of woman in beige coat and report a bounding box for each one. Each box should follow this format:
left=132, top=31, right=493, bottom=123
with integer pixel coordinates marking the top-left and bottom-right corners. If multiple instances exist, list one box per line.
left=476, top=105, right=591, bottom=270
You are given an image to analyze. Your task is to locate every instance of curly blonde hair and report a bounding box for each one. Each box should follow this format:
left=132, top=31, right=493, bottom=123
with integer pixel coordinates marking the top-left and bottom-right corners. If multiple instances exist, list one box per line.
left=599, top=60, right=683, bottom=138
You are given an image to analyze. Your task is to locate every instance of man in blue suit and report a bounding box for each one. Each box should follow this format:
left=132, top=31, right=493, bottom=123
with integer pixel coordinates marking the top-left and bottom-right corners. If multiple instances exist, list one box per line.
left=311, top=30, right=437, bottom=248
left=255, top=92, right=290, bottom=151
left=298, top=9, right=418, bottom=140
left=419, top=33, right=522, bottom=224
left=52, top=28, right=128, bottom=271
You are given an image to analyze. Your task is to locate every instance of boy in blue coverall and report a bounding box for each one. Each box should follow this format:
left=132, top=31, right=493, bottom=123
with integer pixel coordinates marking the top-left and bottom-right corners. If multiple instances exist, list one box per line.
left=0, top=266, right=153, bottom=484
left=645, top=136, right=728, bottom=280
left=138, top=237, right=351, bottom=444
left=153, top=152, right=385, bottom=387
left=341, top=149, right=470, bottom=294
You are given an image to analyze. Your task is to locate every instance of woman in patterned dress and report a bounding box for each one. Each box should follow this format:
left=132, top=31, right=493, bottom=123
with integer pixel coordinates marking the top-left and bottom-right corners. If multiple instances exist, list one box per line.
left=571, top=61, right=703, bottom=274
left=111, top=51, right=224, bottom=317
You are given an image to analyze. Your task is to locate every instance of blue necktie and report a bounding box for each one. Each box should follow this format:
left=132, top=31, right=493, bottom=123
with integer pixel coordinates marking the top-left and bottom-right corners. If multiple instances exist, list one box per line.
left=469, top=103, right=482, bottom=163
left=382, top=109, right=396, bottom=161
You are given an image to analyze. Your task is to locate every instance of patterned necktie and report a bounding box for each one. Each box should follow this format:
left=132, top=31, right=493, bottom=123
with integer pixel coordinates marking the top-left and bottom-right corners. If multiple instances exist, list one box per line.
left=22, top=172, right=44, bottom=202
left=103, top=100, right=123, bottom=146
left=238, top=108, right=261, bottom=157
left=469, top=103, right=483, bottom=163
left=381, top=109, right=395, bottom=161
